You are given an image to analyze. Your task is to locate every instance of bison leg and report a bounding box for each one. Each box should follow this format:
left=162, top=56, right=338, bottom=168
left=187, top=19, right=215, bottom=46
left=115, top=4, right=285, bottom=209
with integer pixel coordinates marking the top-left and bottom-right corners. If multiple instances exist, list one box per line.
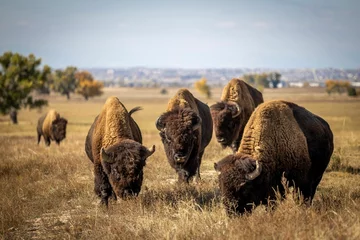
left=44, top=136, right=51, bottom=146
left=195, top=151, right=205, bottom=182
left=37, top=133, right=42, bottom=144
left=94, top=163, right=112, bottom=206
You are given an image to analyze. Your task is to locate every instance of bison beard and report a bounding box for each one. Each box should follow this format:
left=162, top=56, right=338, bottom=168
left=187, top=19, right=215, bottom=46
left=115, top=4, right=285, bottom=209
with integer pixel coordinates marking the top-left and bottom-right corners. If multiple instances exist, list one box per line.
left=156, top=108, right=202, bottom=183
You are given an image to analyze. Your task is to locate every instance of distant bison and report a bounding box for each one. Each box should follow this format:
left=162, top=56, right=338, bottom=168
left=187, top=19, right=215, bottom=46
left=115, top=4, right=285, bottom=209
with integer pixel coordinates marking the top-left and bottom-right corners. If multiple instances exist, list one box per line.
left=214, top=100, right=333, bottom=214
left=85, top=97, right=155, bottom=205
left=210, top=79, right=263, bottom=153
left=156, top=89, right=213, bottom=183
left=37, top=109, right=68, bottom=146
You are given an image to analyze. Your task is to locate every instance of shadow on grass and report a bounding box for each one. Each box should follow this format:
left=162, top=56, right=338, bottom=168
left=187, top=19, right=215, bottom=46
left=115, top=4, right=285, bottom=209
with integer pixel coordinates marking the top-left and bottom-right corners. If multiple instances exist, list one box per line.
left=326, top=165, right=360, bottom=175
left=140, top=184, right=221, bottom=210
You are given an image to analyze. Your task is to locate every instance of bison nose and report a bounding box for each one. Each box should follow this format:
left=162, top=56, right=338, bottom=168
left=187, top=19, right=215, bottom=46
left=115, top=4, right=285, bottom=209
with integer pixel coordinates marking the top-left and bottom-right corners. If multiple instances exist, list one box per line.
left=217, top=137, right=226, bottom=143
left=174, top=153, right=186, bottom=163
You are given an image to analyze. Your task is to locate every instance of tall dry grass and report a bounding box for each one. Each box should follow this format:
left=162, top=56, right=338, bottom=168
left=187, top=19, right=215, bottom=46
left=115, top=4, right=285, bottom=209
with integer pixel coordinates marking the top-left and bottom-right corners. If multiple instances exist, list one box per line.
left=1, top=87, right=360, bottom=239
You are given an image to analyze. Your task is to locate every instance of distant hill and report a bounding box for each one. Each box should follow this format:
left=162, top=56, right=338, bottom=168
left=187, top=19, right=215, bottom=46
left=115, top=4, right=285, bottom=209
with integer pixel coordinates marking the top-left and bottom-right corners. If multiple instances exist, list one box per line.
left=81, top=67, right=360, bottom=87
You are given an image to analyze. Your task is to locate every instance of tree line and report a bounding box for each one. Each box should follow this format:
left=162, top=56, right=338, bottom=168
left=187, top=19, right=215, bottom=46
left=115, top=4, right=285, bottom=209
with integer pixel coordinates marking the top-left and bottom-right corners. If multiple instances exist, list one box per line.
left=0, top=52, right=103, bottom=124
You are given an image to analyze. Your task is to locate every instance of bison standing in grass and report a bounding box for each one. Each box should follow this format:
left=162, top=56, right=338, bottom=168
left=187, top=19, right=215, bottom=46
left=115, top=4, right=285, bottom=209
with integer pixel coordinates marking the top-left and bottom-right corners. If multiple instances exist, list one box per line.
left=156, top=89, right=213, bottom=183
left=85, top=97, right=155, bottom=205
left=210, top=78, right=263, bottom=153
left=214, top=100, right=334, bottom=215
left=37, top=109, right=68, bottom=146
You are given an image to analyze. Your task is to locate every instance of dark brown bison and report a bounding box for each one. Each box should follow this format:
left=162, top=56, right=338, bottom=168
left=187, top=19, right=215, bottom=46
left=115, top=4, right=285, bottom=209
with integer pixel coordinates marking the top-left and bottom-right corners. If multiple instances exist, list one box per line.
left=37, top=109, right=68, bottom=146
left=156, top=89, right=213, bottom=183
left=214, top=100, right=334, bottom=215
left=85, top=97, right=155, bottom=205
left=210, top=78, right=263, bottom=153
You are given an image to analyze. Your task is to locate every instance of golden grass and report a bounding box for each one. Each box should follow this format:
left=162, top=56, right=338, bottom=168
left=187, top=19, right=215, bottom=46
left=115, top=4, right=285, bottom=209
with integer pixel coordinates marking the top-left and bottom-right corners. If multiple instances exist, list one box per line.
left=1, top=87, right=360, bottom=239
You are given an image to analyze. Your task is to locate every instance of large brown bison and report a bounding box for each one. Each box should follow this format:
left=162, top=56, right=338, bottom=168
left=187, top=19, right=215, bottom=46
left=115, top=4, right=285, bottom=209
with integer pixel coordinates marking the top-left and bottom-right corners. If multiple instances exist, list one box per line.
left=37, top=109, right=68, bottom=146
left=156, top=89, right=213, bottom=183
left=214, top=100, right=333, bottom=215
left=210, top=78, right=263, bottom=153
left=85, top=97, right=155, bottom=205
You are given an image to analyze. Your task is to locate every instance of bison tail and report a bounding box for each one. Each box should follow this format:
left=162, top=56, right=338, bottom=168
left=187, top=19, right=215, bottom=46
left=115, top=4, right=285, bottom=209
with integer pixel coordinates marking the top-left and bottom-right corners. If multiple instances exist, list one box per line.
left=129, top=106, right=143, bottom=116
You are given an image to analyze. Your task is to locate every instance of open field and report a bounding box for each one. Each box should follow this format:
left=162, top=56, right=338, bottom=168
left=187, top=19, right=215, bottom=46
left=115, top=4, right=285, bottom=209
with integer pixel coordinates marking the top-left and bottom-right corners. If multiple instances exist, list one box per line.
left=1, top=87, right=360, bottom=239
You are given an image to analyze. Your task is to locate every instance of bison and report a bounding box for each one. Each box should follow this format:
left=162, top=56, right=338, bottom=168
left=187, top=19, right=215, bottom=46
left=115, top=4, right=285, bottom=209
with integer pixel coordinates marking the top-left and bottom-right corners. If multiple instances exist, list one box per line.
left=156, top=89, right=213, bottom=183
left=37, top=109, right=68, bottom=146
left=214, top=100, right=334, bottom=215
left=85, top=97, right=155, bottom=205
left=210, top=78, right=263, bottom=153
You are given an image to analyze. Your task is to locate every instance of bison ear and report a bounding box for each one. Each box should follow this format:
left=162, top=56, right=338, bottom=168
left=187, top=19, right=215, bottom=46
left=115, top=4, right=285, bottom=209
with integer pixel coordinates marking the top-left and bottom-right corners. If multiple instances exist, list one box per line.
left=155, top=115, right=165, bottom=131
left=101, top=147, right=115, bottom=163
left=192, top=115, right=202, bottom=131
left=229, top=102, right=241, bottom=118
left=245, top=160, right=262, bottom=181
left=144, top=145, right=156, bottom=159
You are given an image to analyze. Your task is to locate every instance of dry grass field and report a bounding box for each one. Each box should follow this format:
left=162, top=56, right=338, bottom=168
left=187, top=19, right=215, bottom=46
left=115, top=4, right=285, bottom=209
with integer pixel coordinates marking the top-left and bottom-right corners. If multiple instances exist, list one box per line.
left=1, top=87, right=360, bottom=239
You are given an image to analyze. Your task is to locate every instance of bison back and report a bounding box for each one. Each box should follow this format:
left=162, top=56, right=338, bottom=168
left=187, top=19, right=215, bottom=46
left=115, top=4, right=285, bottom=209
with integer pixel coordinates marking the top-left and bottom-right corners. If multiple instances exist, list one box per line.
left=288, top=102, right=334, bottom=175
left=85, top=115, right=99, bottom=163
left=195, top=98, right=213, bottom=151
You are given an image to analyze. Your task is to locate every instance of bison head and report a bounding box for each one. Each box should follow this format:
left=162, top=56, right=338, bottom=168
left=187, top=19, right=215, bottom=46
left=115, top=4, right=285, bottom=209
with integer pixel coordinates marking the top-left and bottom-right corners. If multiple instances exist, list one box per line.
left=214, top=153, right=263, bottom=215
left=51, top=117, right=68, bottom=144
left=210, top=101, right=241, bottom=148
left=100, top=140, right=155, bottom=199
left=156, top=108, right=201, bottom=166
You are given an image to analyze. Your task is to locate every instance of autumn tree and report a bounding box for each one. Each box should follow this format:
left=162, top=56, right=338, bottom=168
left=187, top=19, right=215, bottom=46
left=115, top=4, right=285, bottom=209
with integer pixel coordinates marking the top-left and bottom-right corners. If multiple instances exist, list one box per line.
left=52, top=66, right=77, bottom=99
left=75, top=71, right=103, bottom=100
left=242, top=73, right=269, bottom=88
left=325, top=80, right=350, bottom=95
left=0, top=52, right=49, bottom=124
left=194, top=77, right=211, bottom=99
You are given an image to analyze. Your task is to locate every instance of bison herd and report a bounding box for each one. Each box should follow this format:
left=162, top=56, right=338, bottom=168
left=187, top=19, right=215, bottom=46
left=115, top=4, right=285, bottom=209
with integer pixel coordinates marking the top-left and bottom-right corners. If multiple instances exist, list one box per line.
left=36, top=78, right=334, bottom=215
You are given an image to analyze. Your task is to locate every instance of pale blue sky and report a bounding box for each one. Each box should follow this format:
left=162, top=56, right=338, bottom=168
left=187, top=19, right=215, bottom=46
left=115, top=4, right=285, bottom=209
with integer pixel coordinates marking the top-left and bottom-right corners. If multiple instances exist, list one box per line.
left=0, top=0, right=359, bottom=68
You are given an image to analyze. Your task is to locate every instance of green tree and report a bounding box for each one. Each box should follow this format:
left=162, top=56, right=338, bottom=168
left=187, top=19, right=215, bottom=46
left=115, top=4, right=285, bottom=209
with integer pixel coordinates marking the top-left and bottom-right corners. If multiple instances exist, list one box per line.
left=52, top=66, right=77, bottom=99
left=268, top=72, right=281, bottom=88
left=0, top=52, right=49, bottom=124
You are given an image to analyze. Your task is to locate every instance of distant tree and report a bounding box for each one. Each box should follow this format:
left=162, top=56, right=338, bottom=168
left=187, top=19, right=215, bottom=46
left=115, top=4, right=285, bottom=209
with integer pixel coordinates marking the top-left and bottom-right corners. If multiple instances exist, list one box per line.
left=347, top=86, right=357, bottom=97
left=303, top=82, right=310, bottom=88
left=194, top=77, right=211, bottom=99
left=160, top=88, right=168, bottom=95
left=325, top=80, right=350, bottom=95
left=255, top=73, right=269, bottom=88
left=242, top=74, right=255, bottom=85
left=36, top=65, right=53, bottom=94
left=75, top=71, right=103, bottom=100
left=268, top=72, right=281, bottom=88
left=0, top=52, right=49, bottom=124
left=52, top=66, right=77, bottom=99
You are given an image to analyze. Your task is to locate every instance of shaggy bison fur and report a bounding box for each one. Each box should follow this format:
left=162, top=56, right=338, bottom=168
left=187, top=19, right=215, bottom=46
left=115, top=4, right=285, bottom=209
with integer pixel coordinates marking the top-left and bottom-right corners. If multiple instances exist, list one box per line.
left=156, top=89, right=213, bottom=183
left=214, top=100, right=334, bottom=215
left=210, top=79, right=263, bottom=153
left=37, top=109, right=68, bottom=146
left=85, top=97, right=155, bottom=205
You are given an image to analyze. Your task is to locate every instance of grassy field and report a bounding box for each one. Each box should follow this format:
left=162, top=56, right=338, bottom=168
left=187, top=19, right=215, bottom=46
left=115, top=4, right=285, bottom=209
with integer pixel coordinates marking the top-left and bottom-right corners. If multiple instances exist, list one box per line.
left=1, top=87, right=360, bottom=239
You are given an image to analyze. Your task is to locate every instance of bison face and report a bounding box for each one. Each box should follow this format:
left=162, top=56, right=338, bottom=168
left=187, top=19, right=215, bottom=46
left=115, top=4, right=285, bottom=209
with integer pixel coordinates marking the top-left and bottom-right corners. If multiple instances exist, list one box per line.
left=214, top=154, right=263, bottom=215
left=100, top=140, right=155, bottom=199
left=156, top=108, right=201, bottom=166
left=210, top=102, right=241, bottom=148
left=51, top=118, right=68, bottom=144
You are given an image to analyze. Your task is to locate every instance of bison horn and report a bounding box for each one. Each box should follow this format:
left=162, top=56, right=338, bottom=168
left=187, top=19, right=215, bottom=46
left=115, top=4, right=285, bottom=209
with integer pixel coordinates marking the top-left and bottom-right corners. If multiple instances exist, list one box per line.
left=193, top=115, right=202, bottom=131
left=101, top=147, right=115, bottom=163
left=155, top=116, right=165, bottom=131
left=230, top=102, right=241, bottom=118
left=245, top=160, right=262, bottom=181
left=145, top=145, right=156, bottom=158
